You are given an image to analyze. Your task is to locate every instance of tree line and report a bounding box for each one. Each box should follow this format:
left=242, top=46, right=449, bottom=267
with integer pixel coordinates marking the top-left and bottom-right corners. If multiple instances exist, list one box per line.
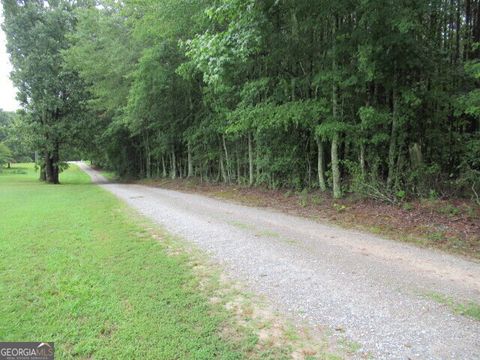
left=0, top=109, right=31, bottom=169
left=2, top=0, right=479, bottom=202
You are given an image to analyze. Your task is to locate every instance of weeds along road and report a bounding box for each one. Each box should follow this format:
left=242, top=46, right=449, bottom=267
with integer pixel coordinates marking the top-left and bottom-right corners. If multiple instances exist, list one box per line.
left=77, top=162, right=480, bottom=360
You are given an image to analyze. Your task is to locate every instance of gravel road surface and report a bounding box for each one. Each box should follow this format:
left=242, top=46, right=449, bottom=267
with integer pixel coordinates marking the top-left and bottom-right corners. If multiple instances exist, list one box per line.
left=77, top=162, right=480, bottom=359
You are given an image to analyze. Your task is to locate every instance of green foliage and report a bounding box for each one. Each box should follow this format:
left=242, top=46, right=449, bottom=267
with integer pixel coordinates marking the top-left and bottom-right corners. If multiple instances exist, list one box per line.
left=2, top=0, right=90, bottom=183
left=298, top=188, right=309, bottom=207
left=5, top=0, right=478, bottom=201
left=0, top=143, right=12, bottom=168
left=0, top=111, right=34, bottom=163
left=332, top=203, right=347, bottom=213
left=0, top=110, right=14, bottom=142
left=396, top=190, right=406, bottom=201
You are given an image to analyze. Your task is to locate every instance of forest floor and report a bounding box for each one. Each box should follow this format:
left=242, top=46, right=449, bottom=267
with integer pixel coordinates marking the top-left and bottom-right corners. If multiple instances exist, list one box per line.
left=1, top=163, right=341, bottom=359
left=135, top=177, right=480, bottom=260
left=83, top=163, right=480, bottom=359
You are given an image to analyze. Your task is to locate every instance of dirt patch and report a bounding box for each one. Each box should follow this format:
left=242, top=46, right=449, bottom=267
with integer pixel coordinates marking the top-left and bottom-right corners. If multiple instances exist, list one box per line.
left=138, top=178, right=480, bottom=260
left=213, top=273, right=357, bottom=359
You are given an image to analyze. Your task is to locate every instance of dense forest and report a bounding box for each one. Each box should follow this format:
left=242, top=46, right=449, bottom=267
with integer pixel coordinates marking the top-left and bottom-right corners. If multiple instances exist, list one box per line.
left=1, top=0, right=479, bottom=202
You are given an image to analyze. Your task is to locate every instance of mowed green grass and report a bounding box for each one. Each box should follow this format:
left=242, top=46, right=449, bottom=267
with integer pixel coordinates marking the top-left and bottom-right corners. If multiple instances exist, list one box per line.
left=0, top=164, right=252, bottom=359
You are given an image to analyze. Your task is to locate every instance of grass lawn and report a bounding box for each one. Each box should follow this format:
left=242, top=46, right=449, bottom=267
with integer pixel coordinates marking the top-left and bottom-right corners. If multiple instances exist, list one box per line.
left=0, top=164, right=259, bottom=359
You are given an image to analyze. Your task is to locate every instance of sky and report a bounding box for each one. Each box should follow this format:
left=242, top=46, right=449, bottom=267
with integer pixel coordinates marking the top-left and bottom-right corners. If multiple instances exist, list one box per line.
left=0, top=5, right=20, bottom=112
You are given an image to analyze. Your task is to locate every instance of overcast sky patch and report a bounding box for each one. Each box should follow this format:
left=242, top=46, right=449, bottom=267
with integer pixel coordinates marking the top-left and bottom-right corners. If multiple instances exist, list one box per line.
left=0, top=5, right=20, bottom=112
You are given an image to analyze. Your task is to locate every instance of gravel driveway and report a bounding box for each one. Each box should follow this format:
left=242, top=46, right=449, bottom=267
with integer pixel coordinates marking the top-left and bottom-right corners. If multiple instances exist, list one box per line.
left=78, top=162, right=480, bottom=359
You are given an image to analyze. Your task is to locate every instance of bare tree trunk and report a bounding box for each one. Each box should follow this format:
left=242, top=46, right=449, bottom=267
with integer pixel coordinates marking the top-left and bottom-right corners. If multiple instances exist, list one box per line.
left=409, top=142, right=423, bottom=169
left=236, top=143, right=241, bottom=184
left=45, top=153, right=53, bottom=183
left=316, top=138, right=327, bottom=191
left=331, top=133, right=341, bottom=198
left=145, top=133, right=151, bottom=179
left=455, top=0, right=461, bottom=63
left=248, top=133, right=254, bottom=186
left=222, top=134, right=231, bottom=182
left=465, top=0, right=472, bottom=60
left=387, top=87, right=398, bottom=189
left=219, top=142, right=227, bottom=183
left=171, top=147, right=176, bottom=179
left=360, top=143, right=366, bottom=178
left=39, top=160, right=46, bottom=181
left=187, top=141, right=193, bottom=177
left=52, top=142, right=60, bottom=184
left=255, top=135, right=261, bottom=183
left=162, top=155, right=167, bottom=177
left=331, top=16, right=341, bottom=199
left=44, top=142, right=60, bottom=184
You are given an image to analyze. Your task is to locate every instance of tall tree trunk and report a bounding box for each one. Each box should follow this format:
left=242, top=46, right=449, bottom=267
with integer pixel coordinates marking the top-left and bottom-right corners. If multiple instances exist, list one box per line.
left=248, top=133, right=254, bottom=186
left=331, top=133, right=341, bottom=198
left=222, top=134, right=231, bottom=182
left=316, top=138, right=327, bottom=191
left=455, top=0, right=461, bottom=64
left=236, top=143, right=241, bottom=184
left=39, top=160, right=46, bottom=181
left=44, top=145, right=59, bottom=184
left=331, top=16, right=341, bottom=199
left=360, top=143, right=366, bottom=178
left=474, top=0, right=480, bottom=58
left=52, top=142, right=60, bottom=184
left=171, top=147, right=176, bottom=179
left=145, top=133, right=151, bottom=179
left=387, top=87, right=398, bottom=189
left=45, top=152, right=53, bottom=183
left=219, top=142, right=227, bottom=183
left=255, top=153, right=260, bottom=181
left=187, top=141, right=193, bottom=177
left=162, top=155, right=167, bottom=178
left=465, top=0, right=472, bottom=60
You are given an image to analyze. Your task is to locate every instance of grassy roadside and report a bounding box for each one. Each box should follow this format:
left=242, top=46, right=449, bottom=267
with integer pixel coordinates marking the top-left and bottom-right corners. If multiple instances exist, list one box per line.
left=0, top=164, right=346, bottom=359
left=424, top=292, right=480, bottom=321
left=98, top=169, right=117, bottom=182
left=86, top=163, right=117, bottom=181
